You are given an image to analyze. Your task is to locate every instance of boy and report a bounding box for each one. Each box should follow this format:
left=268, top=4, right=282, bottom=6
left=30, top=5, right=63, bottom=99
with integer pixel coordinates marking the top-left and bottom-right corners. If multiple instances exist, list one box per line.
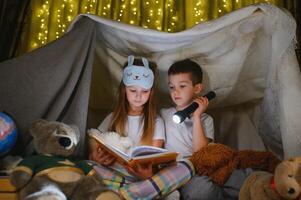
left=161, top=59, right=251, bottom=200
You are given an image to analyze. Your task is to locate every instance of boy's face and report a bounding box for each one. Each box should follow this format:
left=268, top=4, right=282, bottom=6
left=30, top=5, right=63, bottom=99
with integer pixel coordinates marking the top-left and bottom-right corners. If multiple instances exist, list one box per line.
left=168, top=73, right=203, bottom=110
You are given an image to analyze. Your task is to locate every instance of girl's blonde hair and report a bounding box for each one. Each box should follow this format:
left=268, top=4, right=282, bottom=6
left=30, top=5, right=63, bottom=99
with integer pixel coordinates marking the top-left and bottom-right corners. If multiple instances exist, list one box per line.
left=108, top=58, right=157, bottom=145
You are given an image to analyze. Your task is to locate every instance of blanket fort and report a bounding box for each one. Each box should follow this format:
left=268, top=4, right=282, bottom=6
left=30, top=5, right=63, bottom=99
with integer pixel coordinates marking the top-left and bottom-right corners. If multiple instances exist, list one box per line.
left=0, top=3, right=300, bottom=159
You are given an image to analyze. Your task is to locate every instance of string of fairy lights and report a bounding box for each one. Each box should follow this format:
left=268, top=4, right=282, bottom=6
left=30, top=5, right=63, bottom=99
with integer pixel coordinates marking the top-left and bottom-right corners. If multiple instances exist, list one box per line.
left=27, top=0, right=283, bottom=52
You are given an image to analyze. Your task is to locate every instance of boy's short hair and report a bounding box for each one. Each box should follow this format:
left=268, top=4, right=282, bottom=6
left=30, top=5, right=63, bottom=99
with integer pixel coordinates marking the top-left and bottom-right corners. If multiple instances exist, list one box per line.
left=168, top=59, right=203, bottom=84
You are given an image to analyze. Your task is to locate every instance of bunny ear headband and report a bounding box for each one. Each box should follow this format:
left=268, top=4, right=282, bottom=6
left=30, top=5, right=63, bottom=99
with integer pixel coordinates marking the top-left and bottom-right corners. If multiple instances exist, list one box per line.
left=122, top=55, right=154, bottom=89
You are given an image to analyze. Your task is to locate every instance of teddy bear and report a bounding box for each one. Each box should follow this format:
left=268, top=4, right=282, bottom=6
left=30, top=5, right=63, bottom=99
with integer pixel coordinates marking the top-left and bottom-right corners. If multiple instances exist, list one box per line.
left=189, top=143, right=280, bottom=185
left=10, top=119, right=121, bottom=200
left=239, top=156, right=301, bottom=200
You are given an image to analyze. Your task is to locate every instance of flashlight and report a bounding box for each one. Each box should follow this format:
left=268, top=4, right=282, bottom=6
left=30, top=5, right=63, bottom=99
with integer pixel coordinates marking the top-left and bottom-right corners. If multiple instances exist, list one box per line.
left=172, top=91, right=216, bottom=124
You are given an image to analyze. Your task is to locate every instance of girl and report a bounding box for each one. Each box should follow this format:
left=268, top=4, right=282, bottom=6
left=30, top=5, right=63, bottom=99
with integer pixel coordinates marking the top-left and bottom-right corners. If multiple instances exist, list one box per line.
left=89, top=55, right=164, bottom=178
left=89, top=55, right=194, bottom=199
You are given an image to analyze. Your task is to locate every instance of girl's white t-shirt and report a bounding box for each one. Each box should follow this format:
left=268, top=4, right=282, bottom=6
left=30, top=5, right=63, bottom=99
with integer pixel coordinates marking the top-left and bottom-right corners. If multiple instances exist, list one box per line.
left=97, top=113, right=165, bottom=147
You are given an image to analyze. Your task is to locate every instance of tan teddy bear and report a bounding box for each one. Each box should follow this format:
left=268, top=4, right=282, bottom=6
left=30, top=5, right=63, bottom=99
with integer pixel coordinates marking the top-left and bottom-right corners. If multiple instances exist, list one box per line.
left=10, top=119, right=121, bottom=200
left=239, top=157, right=301, bottom=200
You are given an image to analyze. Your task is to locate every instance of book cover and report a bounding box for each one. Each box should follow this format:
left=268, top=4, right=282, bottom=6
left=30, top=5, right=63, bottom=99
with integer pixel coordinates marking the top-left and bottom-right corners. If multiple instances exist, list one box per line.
left=88, top=131, right=178, bottom=167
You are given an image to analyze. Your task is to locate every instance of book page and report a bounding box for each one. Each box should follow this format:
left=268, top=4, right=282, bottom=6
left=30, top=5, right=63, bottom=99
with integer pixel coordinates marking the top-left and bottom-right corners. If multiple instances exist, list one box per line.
left=131, top=146, right=168, bottom=157
left=89, top=132, right=131, bottom=163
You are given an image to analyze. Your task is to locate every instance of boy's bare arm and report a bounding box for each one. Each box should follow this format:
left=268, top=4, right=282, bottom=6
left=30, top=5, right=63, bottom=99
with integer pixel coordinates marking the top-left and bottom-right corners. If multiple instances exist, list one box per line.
left=192, top=97, right=209, bottom=152
left=192, top=116, right=209, bottom=152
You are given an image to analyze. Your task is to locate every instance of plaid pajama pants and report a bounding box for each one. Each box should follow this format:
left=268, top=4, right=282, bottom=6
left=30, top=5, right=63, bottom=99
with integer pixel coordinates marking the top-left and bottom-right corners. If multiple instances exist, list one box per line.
left=92, top=160, right=195, bottom=200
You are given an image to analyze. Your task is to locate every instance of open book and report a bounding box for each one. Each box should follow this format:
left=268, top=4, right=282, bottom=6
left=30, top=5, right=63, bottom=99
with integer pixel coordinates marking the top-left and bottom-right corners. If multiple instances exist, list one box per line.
left=88, top=131, right=178, bottom=167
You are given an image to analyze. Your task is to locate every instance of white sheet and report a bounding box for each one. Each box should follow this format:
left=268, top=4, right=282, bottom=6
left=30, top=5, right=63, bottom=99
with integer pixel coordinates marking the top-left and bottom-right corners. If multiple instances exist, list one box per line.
left=68, top=3, right=301, bottom=159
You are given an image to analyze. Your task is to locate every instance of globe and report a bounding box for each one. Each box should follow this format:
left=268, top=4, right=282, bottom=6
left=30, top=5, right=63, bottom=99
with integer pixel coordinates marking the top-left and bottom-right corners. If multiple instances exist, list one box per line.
left=0, top=112, right=18, bottom=157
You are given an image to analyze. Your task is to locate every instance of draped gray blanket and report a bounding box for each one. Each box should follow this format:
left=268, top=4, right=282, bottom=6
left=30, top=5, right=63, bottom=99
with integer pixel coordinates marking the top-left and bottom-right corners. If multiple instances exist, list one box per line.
left=0, top=19, right=95, bottom=157
left=1, top=3, right=300, bottom=159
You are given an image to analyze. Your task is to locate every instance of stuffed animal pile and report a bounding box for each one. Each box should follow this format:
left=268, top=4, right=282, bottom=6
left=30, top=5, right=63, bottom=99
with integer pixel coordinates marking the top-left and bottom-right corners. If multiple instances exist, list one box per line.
left=10, top=119, right=120, bottom=200
left=239, top=156, right=301, bottom=200
left=189, top=143, right=280, bottom=185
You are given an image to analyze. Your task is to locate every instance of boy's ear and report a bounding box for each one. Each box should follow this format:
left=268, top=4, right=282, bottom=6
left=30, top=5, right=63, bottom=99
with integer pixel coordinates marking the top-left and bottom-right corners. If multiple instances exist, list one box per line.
left=194, top=83, right=203, bottom=94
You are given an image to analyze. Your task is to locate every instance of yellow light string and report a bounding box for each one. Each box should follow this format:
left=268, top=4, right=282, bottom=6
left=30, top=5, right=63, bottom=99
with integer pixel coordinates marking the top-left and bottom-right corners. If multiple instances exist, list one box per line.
left=211, top=0, right=233, bottom=19
left=128, top=0, right=141, bottom=25
left=80, top=0, right=88, bottom=13
left=243, top=0, right=255, bottom=6
left=164, top=0, right=184, bottom=32
left=24, top=0, right=291, bottom=53
left=254, top=0, right=279, bottom=4
left=112, top=0, right=127, bottom=22
left=49, top=0, right=65, bottom=41
left=64, top=0, right=79, bottom=24
left=112, top=0, right=141, bottom=25
left=29, top=0, right=50, bottom=50
left=222, top=0, right=233, bottom=14
left=233, top=0, right=243, bottom=9
left=97, top=0, right=113, bottom=18
left=141, top=0, right=164, bottom=30
left=185, top=0, right=209, bottom=28
left=87, top=0, right=97, bottom=14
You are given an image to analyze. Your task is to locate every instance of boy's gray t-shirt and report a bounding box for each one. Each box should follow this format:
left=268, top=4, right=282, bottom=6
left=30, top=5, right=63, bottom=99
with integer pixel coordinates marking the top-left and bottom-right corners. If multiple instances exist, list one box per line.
left=160, top=107, right=214, bottom=158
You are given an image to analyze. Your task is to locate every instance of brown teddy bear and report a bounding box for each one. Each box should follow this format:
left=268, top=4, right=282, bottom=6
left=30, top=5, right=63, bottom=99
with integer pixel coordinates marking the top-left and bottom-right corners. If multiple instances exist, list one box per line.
left=239, top=157, right=301, bottom=200
left=189, top=143, right=280, bottom=185
left=10, top=119, right=120, bottom=200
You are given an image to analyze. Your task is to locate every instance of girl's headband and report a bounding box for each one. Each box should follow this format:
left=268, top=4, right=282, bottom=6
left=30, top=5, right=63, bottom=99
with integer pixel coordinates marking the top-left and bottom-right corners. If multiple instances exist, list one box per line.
left=122, top=55, right=154, bottom=89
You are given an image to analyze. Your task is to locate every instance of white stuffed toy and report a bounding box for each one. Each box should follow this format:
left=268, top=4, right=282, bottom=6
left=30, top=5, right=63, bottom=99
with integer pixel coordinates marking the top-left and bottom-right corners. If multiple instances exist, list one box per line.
left=87, top=128, right=133, bottom=154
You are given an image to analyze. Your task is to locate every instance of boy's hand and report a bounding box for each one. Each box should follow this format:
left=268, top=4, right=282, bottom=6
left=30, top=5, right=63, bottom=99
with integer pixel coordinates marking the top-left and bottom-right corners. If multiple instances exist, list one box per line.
left=193, top=96, right=209, bottom=117
left=89, top=145, right=116, bottom=166
left=125, top=162, right=154, bottom=180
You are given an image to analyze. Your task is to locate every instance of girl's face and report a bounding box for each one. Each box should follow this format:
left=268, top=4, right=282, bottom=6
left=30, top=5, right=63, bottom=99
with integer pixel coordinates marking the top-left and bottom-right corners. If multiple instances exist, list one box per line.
left=168, top=73, right=202, bottom=110
left=125, top=85, right=151, bottom=110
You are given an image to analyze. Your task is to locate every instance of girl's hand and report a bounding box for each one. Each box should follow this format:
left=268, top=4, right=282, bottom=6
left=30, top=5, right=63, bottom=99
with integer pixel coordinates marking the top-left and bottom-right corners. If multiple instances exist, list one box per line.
left=89, top=145, right=116, bottom=166
left=193, top=96, right=209, bottom=118
left=125, top=162, right=154, bottom=180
